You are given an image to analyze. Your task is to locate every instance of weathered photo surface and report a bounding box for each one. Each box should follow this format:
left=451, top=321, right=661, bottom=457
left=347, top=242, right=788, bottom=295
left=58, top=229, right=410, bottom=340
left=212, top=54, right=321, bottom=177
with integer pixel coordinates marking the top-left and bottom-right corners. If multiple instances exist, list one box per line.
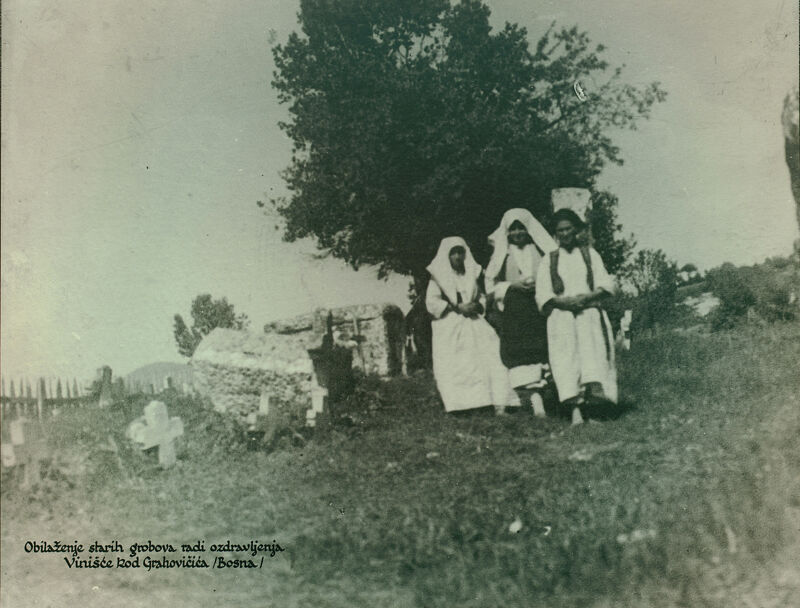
left=2, top=1, right=798, bottom=606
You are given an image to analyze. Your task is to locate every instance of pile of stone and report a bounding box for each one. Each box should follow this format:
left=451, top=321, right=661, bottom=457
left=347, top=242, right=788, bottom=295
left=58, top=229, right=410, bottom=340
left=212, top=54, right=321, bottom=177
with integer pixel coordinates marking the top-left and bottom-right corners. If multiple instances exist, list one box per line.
left=192, top=303, right=404, bottom=426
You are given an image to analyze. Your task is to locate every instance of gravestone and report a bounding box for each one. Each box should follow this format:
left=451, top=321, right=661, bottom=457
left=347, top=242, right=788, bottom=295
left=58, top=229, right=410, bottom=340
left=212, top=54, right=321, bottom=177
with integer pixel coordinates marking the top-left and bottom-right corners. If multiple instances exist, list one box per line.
left=1, top=444, right=16, bottom=468
left=245, top=391, right=276, bottom=447
left=126, top=401, right=183, bottom=468
left=8, top=418, right=45, bottom=487
left=97, top=366, right=113, bottom=408
left=618, top=309, right=633, bottom=350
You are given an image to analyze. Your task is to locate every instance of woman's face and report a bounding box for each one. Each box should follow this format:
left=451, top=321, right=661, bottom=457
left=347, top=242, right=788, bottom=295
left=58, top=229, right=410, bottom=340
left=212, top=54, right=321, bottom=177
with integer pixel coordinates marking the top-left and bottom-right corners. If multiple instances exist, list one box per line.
left=449, top=247, right=466, bottom=273
left=555, top=219, right=577, bottom=248
left=507, top=223, right=529, bottom=248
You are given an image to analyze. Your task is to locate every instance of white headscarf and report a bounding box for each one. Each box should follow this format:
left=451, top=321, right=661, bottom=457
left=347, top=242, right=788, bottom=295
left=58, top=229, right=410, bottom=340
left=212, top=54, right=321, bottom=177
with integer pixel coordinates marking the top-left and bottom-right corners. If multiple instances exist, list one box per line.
left=426, top=237, right=482, bottom=303
left=485, top=208, right=557, bottom=282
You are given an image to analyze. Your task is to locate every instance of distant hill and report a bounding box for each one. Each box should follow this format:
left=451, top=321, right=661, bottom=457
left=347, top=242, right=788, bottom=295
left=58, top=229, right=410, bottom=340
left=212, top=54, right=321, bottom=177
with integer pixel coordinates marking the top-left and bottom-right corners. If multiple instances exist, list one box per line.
left=125, top=361, right=193, bottom=390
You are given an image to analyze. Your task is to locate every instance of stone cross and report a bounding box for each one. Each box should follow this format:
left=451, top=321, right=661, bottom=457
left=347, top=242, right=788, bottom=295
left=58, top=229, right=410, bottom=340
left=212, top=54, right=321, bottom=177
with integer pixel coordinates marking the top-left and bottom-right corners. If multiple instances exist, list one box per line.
left=131, top=401, right=183, bottom=468
left=8, top=418, right=44, bottom=486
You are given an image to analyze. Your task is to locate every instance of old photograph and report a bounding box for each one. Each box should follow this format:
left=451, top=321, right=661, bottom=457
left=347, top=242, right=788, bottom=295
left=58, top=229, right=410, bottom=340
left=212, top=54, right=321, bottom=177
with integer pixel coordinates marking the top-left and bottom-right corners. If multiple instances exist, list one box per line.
left=1, top=1, right=799, bottom=606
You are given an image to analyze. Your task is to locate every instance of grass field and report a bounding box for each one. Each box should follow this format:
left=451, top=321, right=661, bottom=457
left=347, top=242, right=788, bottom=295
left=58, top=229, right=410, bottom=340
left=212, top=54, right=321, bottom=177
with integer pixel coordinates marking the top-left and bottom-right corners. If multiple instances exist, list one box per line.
left=2, top=321, right=799, bottom=607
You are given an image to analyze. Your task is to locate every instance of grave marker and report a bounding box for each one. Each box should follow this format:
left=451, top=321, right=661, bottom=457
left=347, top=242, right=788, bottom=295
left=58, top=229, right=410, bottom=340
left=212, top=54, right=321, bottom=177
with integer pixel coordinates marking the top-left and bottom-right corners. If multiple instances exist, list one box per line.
left=98, top=366, right=113, bottom=408
left=9, top=418, right=44, bottom=487
left=128, top=401, right=183, bottom=468
left=1, top=444, right=16, bottom=468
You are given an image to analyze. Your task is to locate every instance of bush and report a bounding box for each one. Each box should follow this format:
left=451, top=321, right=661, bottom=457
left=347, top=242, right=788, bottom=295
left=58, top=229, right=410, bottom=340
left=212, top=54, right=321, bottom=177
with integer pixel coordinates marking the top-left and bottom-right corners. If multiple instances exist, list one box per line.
left=706, top=262, right=798, bottom=330
left=617, top=249, right=682, bottom=331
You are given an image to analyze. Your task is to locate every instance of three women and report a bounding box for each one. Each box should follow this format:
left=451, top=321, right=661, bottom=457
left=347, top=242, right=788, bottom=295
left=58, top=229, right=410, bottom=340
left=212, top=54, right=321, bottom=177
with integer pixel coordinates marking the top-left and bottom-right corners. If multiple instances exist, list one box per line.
left=426, top=209, right=617, bottom=421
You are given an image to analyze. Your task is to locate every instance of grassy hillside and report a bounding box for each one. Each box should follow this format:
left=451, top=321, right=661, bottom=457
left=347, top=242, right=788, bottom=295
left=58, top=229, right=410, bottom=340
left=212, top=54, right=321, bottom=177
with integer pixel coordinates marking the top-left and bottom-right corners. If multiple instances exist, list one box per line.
left=2, top=322, right=799, bottom=607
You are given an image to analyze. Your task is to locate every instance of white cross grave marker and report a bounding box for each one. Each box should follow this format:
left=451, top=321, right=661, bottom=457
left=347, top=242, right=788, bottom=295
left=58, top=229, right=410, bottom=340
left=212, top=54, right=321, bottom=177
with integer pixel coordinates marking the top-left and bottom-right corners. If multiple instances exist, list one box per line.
left=620, top=309, right=633, bottom=350
left=130, top=401, right=183, bottom=468
left=2, top=444, right=17, bottom=468
left=8, top=418, right=44, bottom=486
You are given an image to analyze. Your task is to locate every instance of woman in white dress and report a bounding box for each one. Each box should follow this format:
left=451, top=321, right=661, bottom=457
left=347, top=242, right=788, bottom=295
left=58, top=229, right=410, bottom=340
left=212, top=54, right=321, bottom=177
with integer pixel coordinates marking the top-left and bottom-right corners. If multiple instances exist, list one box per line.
left=425, top=237, right=515, bottom=413
left=535, top=209, right=617, bottom=424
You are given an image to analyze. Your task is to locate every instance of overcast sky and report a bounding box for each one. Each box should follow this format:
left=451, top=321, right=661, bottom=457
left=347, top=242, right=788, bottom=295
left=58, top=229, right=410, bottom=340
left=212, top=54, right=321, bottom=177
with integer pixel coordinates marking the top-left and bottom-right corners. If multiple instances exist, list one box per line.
left=1, top=0, right=798, bottom=383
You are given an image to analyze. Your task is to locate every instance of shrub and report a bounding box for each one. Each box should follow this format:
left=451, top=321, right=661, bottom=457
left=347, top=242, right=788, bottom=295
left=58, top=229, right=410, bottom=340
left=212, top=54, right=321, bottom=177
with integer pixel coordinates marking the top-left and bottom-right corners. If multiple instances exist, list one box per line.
left=706, top=262, right=798, bottom=330
left=617, top=249, right=682, bottom=331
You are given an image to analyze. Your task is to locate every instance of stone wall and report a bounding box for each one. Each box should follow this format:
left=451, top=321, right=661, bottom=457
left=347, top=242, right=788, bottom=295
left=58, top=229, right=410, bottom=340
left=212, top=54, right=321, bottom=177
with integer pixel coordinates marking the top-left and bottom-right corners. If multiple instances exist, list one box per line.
left=192, top=303, right=404, bottom=424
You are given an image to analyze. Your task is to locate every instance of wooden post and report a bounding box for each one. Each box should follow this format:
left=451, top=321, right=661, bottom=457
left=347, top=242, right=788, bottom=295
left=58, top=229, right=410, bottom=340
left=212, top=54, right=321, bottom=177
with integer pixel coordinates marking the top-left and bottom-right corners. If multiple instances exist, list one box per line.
left=73, top=378, right=80, bottom=399
left=9, top=380, right=15, bottom=399
left=37, top=378, right=45, bottom=420
left=98, top=366, right=113, bottom=408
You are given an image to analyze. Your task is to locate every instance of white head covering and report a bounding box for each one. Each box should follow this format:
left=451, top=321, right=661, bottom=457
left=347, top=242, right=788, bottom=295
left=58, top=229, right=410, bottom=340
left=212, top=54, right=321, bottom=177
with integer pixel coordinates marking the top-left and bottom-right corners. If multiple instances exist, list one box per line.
left=426, top=237, right=482, bottom=303
left=485, top=208, right=557, bottom=282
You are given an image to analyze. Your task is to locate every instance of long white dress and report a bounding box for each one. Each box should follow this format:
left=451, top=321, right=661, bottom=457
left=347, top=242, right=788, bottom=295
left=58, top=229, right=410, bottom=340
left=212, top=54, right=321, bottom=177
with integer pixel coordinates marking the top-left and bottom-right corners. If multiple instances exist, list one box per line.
left=535, top=247, right=618, bottom=403
left=425, top=238, right=516, bottom=412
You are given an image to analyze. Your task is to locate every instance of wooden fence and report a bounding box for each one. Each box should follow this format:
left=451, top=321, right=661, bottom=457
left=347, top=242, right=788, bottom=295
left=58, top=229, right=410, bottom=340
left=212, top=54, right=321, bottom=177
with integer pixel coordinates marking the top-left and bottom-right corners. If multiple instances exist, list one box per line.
left=1, top=376, right=91, bottom=420
left=1, top=371, right=195, bottom=421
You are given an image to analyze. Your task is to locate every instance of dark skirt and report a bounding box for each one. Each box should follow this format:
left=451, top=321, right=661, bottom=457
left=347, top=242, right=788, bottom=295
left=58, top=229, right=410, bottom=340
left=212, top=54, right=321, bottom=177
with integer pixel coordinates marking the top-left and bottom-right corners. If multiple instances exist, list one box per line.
left=499, top=286, right=548, bottom=369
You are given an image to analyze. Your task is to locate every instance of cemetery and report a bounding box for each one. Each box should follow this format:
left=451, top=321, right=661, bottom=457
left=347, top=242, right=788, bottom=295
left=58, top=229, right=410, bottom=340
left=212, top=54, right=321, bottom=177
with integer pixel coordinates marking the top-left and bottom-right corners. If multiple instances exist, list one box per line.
left=2, top=296, right=799, bottom=607
left=1, top=1, right=797, bottom=605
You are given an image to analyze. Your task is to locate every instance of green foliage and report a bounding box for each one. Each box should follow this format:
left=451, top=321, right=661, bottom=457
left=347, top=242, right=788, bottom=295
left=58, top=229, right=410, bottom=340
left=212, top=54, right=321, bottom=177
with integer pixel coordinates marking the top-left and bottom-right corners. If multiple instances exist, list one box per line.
left=619, top=248, right=680, bottom=330
left=271, top=0, right=665, bottom=276
left=587, top=190, right=636, bottom=275
left=706, top=262, right=798, bottom=330
left=174, top=294, right=250, bottom=357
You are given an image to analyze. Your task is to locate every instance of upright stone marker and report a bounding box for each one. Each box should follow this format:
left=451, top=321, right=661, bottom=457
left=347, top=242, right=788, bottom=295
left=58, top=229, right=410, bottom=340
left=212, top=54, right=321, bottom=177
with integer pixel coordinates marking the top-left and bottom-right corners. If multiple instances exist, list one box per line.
left=37, top=378, right=45, bottom=420
left=9, top=418, right=44, bottom=487
left=129, top=401, right=184, bottom=468
left=98, top=366, right=113, bottom=408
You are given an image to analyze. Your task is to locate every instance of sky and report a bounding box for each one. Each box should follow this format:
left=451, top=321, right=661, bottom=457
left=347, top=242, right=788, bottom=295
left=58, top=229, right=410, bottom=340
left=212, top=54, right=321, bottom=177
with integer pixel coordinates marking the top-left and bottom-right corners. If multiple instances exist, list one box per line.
left=1, top=0, right=798, bottom=383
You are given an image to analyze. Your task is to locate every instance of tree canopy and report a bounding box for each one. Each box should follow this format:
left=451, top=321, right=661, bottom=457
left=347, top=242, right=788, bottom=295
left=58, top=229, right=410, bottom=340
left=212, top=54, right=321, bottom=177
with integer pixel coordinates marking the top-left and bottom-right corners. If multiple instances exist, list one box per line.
left=271, top=0, right=665, bottom=277
left=173, top=294, right=250, bottom=357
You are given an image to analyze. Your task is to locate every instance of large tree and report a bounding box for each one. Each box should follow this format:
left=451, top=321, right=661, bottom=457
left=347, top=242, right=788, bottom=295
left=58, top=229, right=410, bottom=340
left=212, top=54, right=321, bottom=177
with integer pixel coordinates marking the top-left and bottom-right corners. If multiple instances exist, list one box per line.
left=173, top=294, right=250, bottom=357
left=271, top=0, right=665, bottom=278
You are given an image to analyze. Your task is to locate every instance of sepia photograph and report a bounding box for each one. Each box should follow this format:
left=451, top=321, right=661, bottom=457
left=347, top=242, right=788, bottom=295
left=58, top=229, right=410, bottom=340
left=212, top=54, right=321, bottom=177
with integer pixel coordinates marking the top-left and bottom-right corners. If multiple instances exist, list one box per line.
left=1, top=1, right=799, bottom=606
